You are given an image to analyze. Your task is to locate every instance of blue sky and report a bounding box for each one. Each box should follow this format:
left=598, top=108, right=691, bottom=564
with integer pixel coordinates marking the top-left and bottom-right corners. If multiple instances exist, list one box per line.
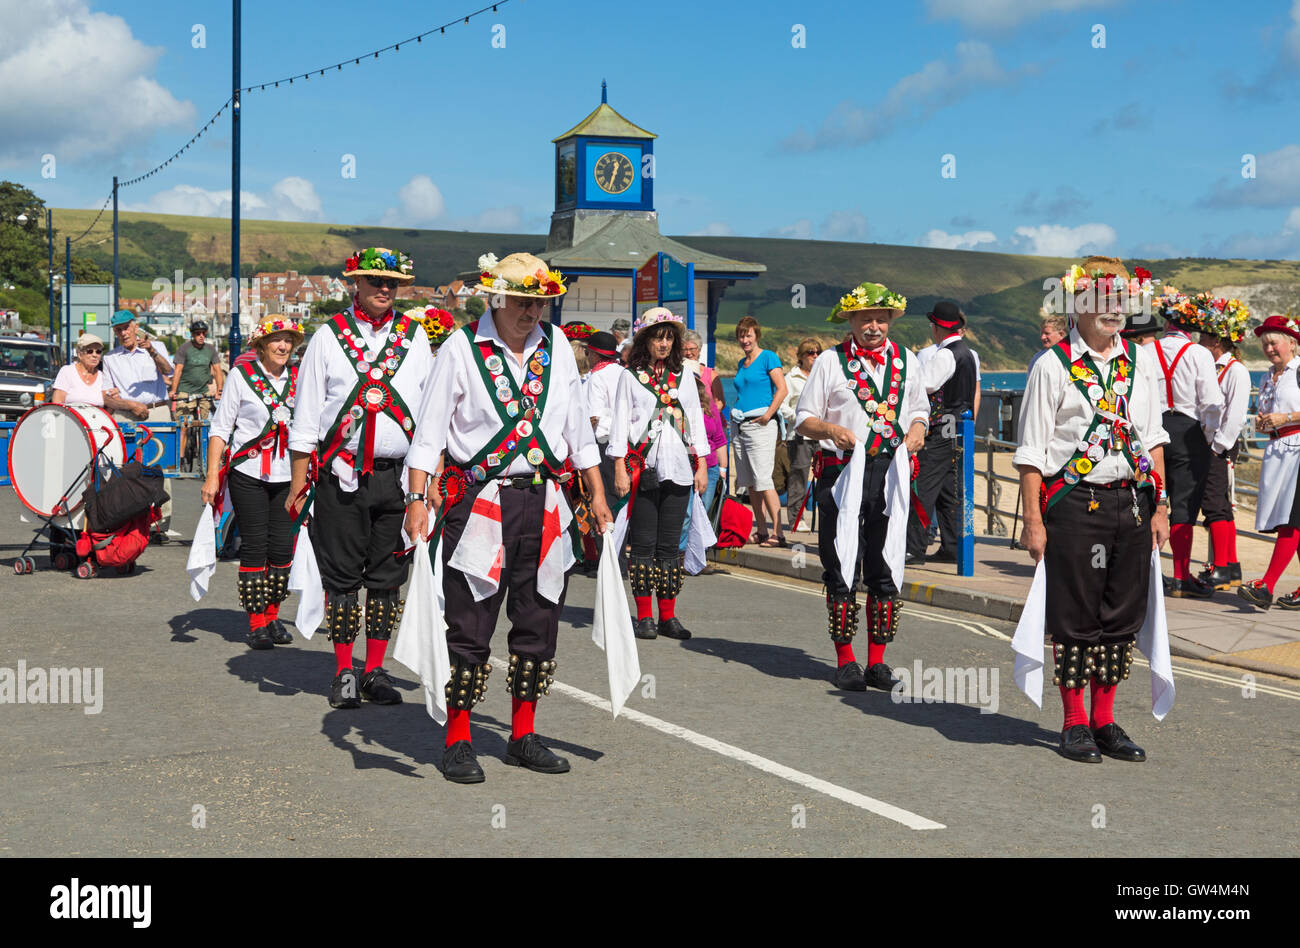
left=5, top=0, right=1300, bottom=259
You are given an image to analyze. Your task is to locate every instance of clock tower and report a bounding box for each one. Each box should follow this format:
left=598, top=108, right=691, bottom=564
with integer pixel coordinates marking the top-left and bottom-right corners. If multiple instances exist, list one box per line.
left=548, top=81, right=656, bottom=252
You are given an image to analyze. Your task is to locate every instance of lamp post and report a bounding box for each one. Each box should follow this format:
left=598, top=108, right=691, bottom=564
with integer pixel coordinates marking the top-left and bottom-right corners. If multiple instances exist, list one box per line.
left=13, top=206, right=56, bottom=339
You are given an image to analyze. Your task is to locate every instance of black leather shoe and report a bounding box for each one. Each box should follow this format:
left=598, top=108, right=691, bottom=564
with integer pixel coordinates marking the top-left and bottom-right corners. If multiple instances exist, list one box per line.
left=904, top=552, right=926, bottom=565
left=658, top=617, right=691, bottom=640
left=832, top=661, right=867, bottom=691
left=863, top=662, right=901, bottom=691
left=1161, top=574, right=1174, bottom=594
left=1058, top=724, right=1102, bottom=762
left=1091, top=722, right=1146, bottom=762
left=329, top=669, right=361, bottom=709
left=633, top=617, right=658, bottom=639
left=247, top=625, right=274, bottom=650
left=504, top=733, right=570, bottom=774
left=1169, top=576, right=1214, bottom=599
left=267, top=618, right=293, bottom=645
left=442, top=740, right=485, bottom=784
left=1277, top=588, right=1300, bottom=610
left=927, top=549, right=957, bottom=563
left=1237, top=580, right=1273, bottom=610
left=359, top=666, right=403, bottom=704
left=1197, top=564, right=1239, bottom=590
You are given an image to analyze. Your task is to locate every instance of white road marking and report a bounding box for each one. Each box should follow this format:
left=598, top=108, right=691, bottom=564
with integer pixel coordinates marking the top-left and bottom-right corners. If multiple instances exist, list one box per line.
left=488, top=657, right=946, bottom=831
left=720, top=569, right=1300, bottom=700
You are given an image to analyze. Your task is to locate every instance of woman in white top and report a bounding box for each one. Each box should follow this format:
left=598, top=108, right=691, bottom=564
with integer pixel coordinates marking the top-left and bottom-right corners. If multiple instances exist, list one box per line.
left=779, top=337, right=822, bottom=530
left=52, top=333, right=121, bottom=407
left=1238, top=316, right=1300, bottom=609
left=608, top=308, right=709, bottom=641
left=202, top=317, right=305, bottom=649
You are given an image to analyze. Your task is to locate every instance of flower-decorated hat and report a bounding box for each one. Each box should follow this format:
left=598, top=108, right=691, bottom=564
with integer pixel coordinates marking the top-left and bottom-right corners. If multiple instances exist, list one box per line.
left=250, top=316, right=305, bottom=347
left=561, top=321, right=596, bottom=341
left=1200, top=297, right=1251, bottom=343
left=474, top=252, right=566, bottom=298
left=343, top=247, right=415, bottom=284
left=633, top=306, right=684, bottom=337
left=1254, top=314, right=1300, bottom=345
left=410, top=307, right=455, bottom=347
left=828, top=282, right=907, bottom=322
left=1060, top=257, right=1157, bottom=315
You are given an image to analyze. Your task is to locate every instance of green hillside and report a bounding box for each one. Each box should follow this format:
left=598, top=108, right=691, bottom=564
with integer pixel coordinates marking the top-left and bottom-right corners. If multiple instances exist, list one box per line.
left=53, top=208, right=1300, bottom=368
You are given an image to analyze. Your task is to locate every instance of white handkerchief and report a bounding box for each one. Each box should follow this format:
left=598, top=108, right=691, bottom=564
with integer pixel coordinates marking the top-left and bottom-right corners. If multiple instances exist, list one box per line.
left=331, top=455, right=359, bottom=493
left=1011, top=560, right=1048, bottom=708
left=186, top=504, right=217, bottom=602
left=882, top=446, right=910, bottom=592
left=831, top=440, right=865, bottom=593
left=393, top=538, right=451, bottom=724
left=683, top=489, right=718, bottom=575
left=1137, top=548, right=1176, bottom=720
left=288, top=521, right=324, bottom=639
left=593, top=532, right=641, bottom=718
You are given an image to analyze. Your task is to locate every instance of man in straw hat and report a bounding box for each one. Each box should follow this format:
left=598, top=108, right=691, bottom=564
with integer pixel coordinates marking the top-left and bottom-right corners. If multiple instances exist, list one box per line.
left=287, top=247, right=435, bottom=709
left=1013, top=256, right=1170, bottom=762
left=404, top=252, right=613, bottom=784
left=793, top=281, right=929, bottom=692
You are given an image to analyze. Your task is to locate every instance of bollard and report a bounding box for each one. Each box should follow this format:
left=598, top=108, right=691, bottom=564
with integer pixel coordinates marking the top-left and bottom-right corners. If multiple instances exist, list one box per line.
left=958, top=410, right=975, bottom=576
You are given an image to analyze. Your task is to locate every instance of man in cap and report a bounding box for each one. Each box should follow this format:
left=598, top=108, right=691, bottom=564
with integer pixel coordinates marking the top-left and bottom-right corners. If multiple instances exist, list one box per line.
left=286, top=248, right=434, bottom=709
left=405, top=252, right=613, bottom=784
left=907, top=300, right=978, bottom=565
left=1014, top=256, right=1169, bottom=762
left=794, top=281, right=928, bottom=691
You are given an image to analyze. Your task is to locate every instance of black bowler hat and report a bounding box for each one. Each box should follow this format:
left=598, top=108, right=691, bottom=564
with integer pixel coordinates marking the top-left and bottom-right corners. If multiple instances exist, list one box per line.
left=927, top=300, right=965, bottom=330
left=1121, top=311, right=1160, bottom=338
left=585, top=331, right=618, bottom=358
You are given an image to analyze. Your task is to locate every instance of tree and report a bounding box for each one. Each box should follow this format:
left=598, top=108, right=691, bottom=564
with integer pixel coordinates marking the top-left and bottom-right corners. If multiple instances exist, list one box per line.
left=464, top=295, right=486, bottom=317
left=0, top=182, right=47, bottom=287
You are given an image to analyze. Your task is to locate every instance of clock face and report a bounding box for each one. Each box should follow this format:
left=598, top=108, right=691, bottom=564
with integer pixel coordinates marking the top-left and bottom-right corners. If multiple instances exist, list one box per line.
left=593, top=151, right=636, bottom=194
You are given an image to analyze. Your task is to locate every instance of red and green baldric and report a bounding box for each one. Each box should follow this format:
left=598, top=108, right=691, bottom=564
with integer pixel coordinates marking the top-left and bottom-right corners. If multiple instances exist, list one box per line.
left=437, top=321, right=560, bottom=506
left=620, top=364, right=693, bottom=515
left=230, top=360, right=297, bottom=477
left=317, top=310, right=418, bottom=475
left=835, top=337, right=907, bottom=459
left=1041, top=339, right=1156, bottom=511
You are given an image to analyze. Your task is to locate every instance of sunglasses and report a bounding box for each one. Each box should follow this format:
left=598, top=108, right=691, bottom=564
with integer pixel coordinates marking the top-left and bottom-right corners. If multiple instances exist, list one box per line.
left=364, top=276, right=400, bottom=290
left=82, top=347, right=103, bottom=354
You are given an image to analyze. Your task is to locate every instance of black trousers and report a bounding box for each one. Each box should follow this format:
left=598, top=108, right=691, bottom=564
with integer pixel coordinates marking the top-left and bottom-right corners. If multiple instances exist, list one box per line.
left=906, top=435, right=957, bottom=557
left=441, top=481, right=567, bottom=665
left=817, top=457, right=897, bottom=598
left=227, top=469, right=293, bottom=568
left=1163, top=411, right=1210, bottom=526
left=627, top=479, right=691, bottom=560
left=786, top=438, right=815, bottom=525
left=309, top=461, right=410, bottom=593
left=1045, top=484, right=1153, bottom=645
left=1201, top=444, right=1239, bottom=524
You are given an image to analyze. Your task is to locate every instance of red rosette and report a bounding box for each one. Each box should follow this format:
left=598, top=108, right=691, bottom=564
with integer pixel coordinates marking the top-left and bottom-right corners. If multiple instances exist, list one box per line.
left=359, top=382, right=392, bottom=412
left=438, top=467, right=467, bottom=506
left=623, top=451, right=645, bottom=477
left=910, top=453, right=920, bottom=481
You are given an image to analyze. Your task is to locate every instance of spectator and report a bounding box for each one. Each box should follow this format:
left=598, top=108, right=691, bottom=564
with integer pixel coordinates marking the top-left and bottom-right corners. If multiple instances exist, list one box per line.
left=781, top=337, right=821, bottom=530
left=1028, top=310, right=1069, bottom=374
left=611, top=317, right=632, bottom=347
left=51, top=333, right=122, bottom=408
left=170, top=320, right=225, bottom=404
left=731, top=315, right=788, bottom=546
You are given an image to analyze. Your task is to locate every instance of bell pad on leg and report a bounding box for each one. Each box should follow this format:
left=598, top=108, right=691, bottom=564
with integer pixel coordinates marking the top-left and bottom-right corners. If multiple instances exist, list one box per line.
left=654, top=559, right=685, bottom=599
left=364, top=588, right=404, bottom=641
left=266, top=564, right=291, bottom=605
left=324, top=590, right=361, bottom=645
left=628, top=557, right=655, bottom=598
left=825, top=590, right=860, bottom=645
left=1089, top=642, right=1133, bottom=686
left=237, top=569, right=269, bottom=614
left=507, top=653, right=556, bottom=701
left=1052, top=642, right=1091, bottom=690
left=866, top=595, right=901, bottom=645
left=444, top=655, right=491, bottom=710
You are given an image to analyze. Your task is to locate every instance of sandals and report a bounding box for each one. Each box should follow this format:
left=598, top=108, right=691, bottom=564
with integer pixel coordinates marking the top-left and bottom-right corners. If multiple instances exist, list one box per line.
left=759, top=536, right=782, bottom=548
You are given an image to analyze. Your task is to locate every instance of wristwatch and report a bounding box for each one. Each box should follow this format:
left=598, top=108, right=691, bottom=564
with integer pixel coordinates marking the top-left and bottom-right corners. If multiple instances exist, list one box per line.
left=403, top=491, right=426, bottom=505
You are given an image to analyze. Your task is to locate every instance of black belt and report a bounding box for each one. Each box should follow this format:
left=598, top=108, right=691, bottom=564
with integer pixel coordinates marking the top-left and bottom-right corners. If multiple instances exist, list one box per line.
left=369, top=458, right=400, bottom=471
left=1084, top=480, right=1136, bottom=490
left=498, top=471, right=573, bottom=489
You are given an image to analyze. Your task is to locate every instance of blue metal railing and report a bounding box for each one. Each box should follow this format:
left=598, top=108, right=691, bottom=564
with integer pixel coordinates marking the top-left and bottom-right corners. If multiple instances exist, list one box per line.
left=1, top=418, right=210, bottom=487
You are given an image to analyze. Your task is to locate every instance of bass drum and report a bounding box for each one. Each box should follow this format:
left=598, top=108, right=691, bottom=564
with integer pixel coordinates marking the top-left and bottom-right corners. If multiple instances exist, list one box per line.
left=7, top=404, right=126, bottom=528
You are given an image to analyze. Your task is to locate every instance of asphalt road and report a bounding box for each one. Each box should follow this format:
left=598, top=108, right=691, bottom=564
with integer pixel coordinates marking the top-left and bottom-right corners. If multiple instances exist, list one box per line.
left=2, top=479, right=1297, bottom=857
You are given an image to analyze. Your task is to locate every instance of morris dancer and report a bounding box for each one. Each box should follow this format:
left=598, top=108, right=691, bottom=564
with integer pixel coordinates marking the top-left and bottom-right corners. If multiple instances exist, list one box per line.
left=794, top=281, right=928, bottom=691
left=286, top=248, right=434, bottom=708
left=1151, top=287, right=1224, bottom=597
left=404, top=252, right=612, bottom=784
left=606, top=308, right=710, bottom=641
left=1014, top=257, right=1169, bottom=762
left=1195, top=299, right=1251, bottom=589
left=582, top=330, right=623, bottom=502
left=202, top=317, right=303, bottom=649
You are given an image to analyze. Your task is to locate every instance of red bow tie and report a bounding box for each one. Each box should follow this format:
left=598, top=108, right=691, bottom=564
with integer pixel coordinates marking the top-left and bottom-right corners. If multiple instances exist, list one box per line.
left=353, top=304, right=393, bottom=329
left=856, top=345, right=887, bottom=366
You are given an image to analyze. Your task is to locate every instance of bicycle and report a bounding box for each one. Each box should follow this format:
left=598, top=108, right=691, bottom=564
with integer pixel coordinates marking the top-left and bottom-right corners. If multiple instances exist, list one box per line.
left=173, top=393, right=214, bottom=474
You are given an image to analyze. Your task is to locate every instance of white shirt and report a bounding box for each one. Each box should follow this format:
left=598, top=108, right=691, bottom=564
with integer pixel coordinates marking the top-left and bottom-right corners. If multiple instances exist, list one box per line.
left=1211, top=351, right=1251, bottom=454
left=922, top=334, right=981, bottom=392
left=780, top=365, right=809, bottom=426
left=605, top=364, right=709, bottom=487
left=794, top=341, right=930, bottom=456
left=584, top=360, right=622, bottom=444
left=1014, top=328, right=1170, bottom=484
left=103, top=340, right=172, bottom=405
left=210, top=361, right=293, bottom=482
left=1257, top=357, right=1300, bottom=436
left=1152, top=329, right=1224, bottom=423
left=407, top=310, right=600, bottom=477
left=1026, top=347, right=1051, bottom=376
left=288, top=311, right=434, bottom=460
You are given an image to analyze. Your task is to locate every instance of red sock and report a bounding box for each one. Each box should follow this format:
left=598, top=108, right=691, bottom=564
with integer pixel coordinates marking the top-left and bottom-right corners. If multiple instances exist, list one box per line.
left=1209, top=521, right=1236, bottom=568
left=264, top=601, right=280, bottom=622
left=1262, top=527, right=1300, bottom=593
left=867, top=641, right=886, bottom=667
left=364, top=637, right=387, bottom=673
left=511, top=697, right=536, bottom=740
left=1169, top=523, right=1193, bottom=579
left=657, top=597, right=676, bottom=620
left=249, top=612, right=268, bottom=630
left=333, top=642, right=354, bottom=674
left=1090, top=679, right=1117, bottom=729
left=445, top=708, right=471, bottom=747
left=834, top=642, right=856, bottom=666
left=634, top=595, right=653, bottom=621
left=1060, top=684, right=1088, bottom=729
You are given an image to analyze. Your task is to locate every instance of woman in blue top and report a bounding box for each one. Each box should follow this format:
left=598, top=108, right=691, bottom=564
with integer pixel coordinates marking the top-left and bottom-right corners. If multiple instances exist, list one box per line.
left=732, top=316, right=788, bottom=545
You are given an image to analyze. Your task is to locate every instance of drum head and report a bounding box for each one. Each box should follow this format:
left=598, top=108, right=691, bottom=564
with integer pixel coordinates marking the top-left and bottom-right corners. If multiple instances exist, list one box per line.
left=7, top=404, right=122, bottom=523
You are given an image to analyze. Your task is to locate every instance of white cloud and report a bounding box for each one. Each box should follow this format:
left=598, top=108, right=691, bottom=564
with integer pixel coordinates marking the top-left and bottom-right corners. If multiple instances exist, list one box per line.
left=381, top=175, right=445, bottom=226
left=456, top=205, right=525, bottom=232
left=924, top=0, right=1119, bottom=30
left=762, top=219, right=814, bottom=239
left=821, top=211, right=869, bottom=242
left=1286, top=1, right=1300, bottom=62
left=125, top=176, right=325, bottom=221
left=1205, top=207, right=1300, bottom=258
left=0, top=0, right=194, bottom=165
left=1205, top=144, right=1300, bottom=208
left=779, top=42, right=1026, bottom=151
left=1012, top=223, right=1117, bottom=257
left=689, top=222, right=735, bottom=237
left=923, top=228, right=999, bottom=251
